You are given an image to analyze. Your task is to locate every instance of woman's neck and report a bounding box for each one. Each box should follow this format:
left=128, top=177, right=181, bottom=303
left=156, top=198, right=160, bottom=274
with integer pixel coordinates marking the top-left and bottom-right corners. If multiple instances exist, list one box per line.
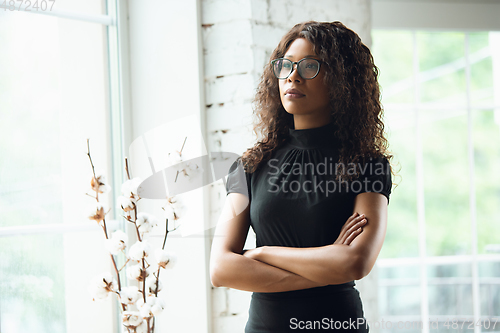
left=292, top=114, right=333, bottom=130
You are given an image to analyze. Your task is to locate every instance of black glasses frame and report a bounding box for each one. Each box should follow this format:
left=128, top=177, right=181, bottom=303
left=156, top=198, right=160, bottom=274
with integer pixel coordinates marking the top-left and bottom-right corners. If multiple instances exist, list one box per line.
left=270, top=57, right=322, bottom=80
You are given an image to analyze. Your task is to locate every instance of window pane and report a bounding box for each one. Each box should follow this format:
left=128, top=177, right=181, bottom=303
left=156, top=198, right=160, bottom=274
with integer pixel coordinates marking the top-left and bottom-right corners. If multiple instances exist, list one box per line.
left=0, top=234, right=66, bottom=332
left=0, top=230, right=116, bottom=333
left=418, top=32, right=467, bottom=107
left=0, top=11, right=63, bottom=228
left=422, top=114, right=471, bottom=256
left=473, top=110, right=500, bottom=255
left=372, top=29, right=419, bottom=258
left=427, top=263, right=472, bottom=278
left=380, top=284, right=421, bottom=316
left=379, top=265, right=421, bottom=317
left=427, top=264, right=473, bottom=316
left=381, top=120, right=419, bottom=258
left=0, top=9, right=114, bottom=333
left=479, top=261, right=500, bottom=320
left=428, top=284, right=473, bottom=316
left=480, top=284, right=500, bottom=319
left=478, top=261, right=500, bottom=278
left=0, top=11, right=109, bottom=228
left=372, top=30, right=414, bottom=104
left=469, top=32, right=494, bottom=108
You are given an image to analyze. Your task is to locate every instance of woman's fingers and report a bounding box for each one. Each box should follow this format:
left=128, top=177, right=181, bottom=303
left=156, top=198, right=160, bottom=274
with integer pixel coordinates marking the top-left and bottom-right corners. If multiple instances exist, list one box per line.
left=334, top=213, right=368, bottom=245
left=346, top=212, right=360, bottom=224
left=341, top=213, right=365, bottom=233
left=345, top=218, right=367, bottom=237
left=339, top=213, right=358, bottom=234
left=344, top=227, right=363, bottom=244
left=338, top=214, right=367, bottom=245
left=346, top=217, right=367, bottom=234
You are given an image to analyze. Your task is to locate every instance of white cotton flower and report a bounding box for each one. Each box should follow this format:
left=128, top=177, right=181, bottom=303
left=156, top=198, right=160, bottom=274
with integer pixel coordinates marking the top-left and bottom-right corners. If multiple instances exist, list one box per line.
left=154, top=249, right=176, bottom=269
left=122, top=177, right=142, bottom=203
left=136, top=295, right=166, bottom=318
left=146, top=277, right=162, bottom=295
left=121, top=177, right=142, bottom=201
left=136, top=212, right=158, bottom=236
left=138, top=222, right=152, bottom=235
left=91, top=170, right=112, bottom=194
left=88, top=202, right=107, bottom=223
left=88, top=272, right=117, bottom=301
left=126, top=263, right=153, bottom=282
left=112, top=230, right=128, bottom=243
left=122, top=311, right=143, bottom=328
left=105, top=238, right=124, bottom=255
left=126, top=263, right=143, bottom=281
left=163, top=195, right=185, bottom=221
left=96, top=183, right=112, bottom=194
left=119, top=286, right=142, bottom=305
left=128, top=240, right=151, bottom=261
left=136, top=298, right=152, bottom=318
left=117, top=195, right=135, bottom=212
left=150, top=297, right=166, bottom=316
left=88, top=283, right=109, bottom=301
left=105, top=230, right=128, bottom=255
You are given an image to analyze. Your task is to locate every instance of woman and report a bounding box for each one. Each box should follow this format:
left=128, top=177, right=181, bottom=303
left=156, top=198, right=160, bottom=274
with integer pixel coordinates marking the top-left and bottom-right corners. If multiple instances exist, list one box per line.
left=210, top=21, right=394, bottom=332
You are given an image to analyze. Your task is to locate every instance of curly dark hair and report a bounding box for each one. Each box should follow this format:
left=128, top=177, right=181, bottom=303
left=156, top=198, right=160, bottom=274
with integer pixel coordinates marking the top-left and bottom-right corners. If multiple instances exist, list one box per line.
left=240, top=20, right=396, bottom=183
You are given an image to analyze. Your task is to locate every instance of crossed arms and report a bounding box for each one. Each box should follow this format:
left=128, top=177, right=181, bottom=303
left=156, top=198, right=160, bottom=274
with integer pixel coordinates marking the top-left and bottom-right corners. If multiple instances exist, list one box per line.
left=209, top=191, right=388, bottom=292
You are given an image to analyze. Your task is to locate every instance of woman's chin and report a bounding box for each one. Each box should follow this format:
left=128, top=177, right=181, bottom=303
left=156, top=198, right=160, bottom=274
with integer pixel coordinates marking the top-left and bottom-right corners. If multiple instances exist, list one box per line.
left=283, top=109, right=310, bottom=116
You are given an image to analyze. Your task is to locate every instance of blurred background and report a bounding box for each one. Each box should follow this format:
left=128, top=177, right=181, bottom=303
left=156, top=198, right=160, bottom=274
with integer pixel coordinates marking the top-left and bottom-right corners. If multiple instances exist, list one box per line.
left=0, top=0, right=499, bottom=332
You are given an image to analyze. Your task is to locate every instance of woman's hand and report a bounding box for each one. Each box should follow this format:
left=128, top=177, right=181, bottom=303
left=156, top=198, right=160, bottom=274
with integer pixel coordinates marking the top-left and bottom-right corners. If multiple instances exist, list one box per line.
left=334, top=212, right=367, bottom=245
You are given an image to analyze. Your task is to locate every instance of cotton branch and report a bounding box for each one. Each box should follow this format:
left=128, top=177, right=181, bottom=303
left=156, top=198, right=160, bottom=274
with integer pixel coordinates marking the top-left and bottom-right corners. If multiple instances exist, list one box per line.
left=86, top=139, right=126, bottom=311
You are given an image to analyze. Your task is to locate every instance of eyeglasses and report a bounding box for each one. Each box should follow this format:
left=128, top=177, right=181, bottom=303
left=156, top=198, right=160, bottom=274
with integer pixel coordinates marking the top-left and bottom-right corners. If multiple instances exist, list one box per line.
left=270, top=58, right=321, bottom=80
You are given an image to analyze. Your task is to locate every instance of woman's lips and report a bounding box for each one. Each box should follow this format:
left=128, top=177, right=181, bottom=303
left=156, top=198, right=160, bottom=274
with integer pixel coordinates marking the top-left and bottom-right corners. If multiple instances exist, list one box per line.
left=285, top=93, right=305, bottom=99
left=285, top=89, right=305, bottom=99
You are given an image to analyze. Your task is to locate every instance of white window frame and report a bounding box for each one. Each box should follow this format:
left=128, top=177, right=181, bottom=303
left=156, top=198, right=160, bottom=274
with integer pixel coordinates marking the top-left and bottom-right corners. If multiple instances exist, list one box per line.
left=0, top=1, right=126, bottom=331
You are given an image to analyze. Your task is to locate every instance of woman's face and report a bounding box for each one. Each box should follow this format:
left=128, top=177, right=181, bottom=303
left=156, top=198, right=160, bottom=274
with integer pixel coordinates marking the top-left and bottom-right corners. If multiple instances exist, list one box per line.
left=278, top=38, right=331, bottom=123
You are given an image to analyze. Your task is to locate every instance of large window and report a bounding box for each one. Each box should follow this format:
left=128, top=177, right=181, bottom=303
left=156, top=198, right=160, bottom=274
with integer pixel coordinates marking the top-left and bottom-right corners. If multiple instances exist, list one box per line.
left=0, top=1, right=123, bottom=332
left=372, top=29, right=500, bottom=332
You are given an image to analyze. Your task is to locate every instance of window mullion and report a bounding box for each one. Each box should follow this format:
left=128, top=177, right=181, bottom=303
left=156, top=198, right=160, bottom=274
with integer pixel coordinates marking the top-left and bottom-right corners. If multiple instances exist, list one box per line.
left=464, top=32, right=482, bottom=332
left=413, top=30, right=430, bottom=333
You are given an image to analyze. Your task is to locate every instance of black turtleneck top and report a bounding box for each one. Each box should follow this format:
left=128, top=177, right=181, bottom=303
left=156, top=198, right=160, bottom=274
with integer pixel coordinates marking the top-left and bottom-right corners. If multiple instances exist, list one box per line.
left=224, top=121, right=391, bottom=332
left=226, top=121, right=392, bottom=248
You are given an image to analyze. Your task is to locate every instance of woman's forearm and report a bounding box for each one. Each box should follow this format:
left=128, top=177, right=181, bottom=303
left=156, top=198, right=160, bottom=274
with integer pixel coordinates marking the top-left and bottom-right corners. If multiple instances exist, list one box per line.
left=211, top=252, right=328, bottom=292
left=248, top=244, right=360, bottom=285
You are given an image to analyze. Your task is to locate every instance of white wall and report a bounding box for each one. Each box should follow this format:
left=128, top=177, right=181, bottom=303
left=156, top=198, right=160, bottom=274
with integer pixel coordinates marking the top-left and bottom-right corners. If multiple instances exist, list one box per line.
left=125, top=1, right=211, bottom=332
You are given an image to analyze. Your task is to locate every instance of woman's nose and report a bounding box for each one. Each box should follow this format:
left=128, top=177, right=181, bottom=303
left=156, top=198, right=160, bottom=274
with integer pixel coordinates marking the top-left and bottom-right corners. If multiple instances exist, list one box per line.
left=287, top=64, right=302, bottom=82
